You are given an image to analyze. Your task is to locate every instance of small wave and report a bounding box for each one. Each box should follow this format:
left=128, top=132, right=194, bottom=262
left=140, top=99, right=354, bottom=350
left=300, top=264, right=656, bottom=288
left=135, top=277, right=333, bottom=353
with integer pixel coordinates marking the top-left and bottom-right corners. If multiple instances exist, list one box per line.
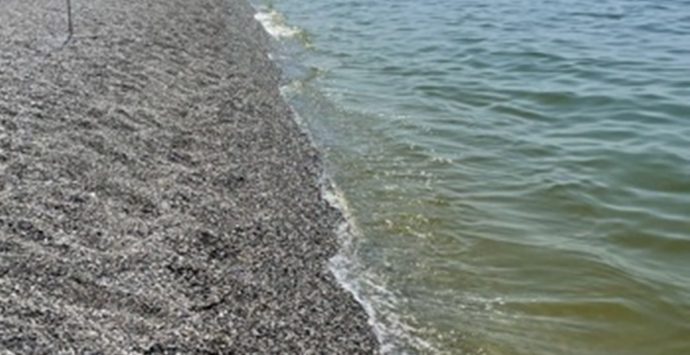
left=269, top=94, right=418, bottom=353
left=321, top=180, right=439, bottom=354
left=254, top=9, right=301, bottom=38
left=568, top=11, right=625, bottom=20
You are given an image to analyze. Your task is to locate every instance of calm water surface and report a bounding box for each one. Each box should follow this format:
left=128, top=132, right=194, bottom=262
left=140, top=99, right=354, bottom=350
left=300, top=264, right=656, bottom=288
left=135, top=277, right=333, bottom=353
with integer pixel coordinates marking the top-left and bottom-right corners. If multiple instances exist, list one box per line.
left=253, top=0, right=690, bottom=353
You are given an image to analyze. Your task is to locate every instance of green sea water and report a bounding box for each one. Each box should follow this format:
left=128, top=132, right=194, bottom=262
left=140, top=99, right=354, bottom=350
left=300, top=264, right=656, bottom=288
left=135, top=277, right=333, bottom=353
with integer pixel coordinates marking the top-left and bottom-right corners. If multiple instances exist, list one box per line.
left=252, top=0, right=690, bottom=353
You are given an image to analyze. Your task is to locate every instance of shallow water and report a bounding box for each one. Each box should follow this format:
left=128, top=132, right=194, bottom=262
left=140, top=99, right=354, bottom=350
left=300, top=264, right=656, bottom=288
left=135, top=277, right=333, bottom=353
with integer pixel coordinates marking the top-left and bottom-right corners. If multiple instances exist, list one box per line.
left=252, top=0, right=690, bottom=353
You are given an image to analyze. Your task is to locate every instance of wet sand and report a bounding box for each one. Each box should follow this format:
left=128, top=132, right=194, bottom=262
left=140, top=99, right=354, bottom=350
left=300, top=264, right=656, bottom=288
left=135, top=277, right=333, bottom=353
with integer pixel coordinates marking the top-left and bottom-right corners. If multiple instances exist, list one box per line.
left=0, top=0, right=378, bottom=353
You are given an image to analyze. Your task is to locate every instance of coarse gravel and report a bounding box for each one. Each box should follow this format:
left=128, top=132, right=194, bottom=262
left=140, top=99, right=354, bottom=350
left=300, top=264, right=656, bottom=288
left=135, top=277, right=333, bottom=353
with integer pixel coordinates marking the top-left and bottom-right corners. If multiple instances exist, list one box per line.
left=0, top=0, right=379, bottom=353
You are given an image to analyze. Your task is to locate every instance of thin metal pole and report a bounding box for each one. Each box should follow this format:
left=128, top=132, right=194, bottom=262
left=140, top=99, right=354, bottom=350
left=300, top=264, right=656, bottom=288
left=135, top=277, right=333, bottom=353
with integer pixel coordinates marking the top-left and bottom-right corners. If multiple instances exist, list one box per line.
left=65, top=0, right=73, bottom=43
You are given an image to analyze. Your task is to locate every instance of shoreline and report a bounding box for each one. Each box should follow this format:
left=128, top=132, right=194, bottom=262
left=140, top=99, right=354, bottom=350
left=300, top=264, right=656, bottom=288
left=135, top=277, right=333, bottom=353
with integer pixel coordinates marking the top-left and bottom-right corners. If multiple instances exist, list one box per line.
left=0, top=0, right=379, bottom=353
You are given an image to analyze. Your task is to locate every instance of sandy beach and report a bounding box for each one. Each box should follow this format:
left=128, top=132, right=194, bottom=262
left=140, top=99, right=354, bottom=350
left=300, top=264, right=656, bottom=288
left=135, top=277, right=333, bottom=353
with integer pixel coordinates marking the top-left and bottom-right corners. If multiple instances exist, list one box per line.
left=0, top=0, right=378, bottom=353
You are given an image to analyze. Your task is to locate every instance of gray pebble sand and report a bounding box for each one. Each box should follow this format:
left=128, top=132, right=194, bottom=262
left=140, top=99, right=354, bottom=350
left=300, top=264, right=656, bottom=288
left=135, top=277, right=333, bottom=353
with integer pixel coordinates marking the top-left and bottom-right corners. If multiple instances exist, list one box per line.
left=0, top=0, right=379, bottom=353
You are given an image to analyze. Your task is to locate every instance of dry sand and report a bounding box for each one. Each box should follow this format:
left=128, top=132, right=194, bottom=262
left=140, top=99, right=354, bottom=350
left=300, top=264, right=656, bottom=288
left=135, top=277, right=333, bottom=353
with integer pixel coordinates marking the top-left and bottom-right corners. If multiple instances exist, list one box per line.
left=0, top=0, right=378, bottom=353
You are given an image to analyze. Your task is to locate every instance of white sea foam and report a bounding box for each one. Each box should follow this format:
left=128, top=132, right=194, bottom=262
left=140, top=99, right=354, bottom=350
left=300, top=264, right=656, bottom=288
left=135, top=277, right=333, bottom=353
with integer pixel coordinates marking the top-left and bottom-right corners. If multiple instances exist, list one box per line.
left=273, top=102, right=419, bottom=353
left=321, top=180, right=438, bottom=354
left=254, top=9, right=301, bottom=38
left=321, top=181, right=396, bottom=353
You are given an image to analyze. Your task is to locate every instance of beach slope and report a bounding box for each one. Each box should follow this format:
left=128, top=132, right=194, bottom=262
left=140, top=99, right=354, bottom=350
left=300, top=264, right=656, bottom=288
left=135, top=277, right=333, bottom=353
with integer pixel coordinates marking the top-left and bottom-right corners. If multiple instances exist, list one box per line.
left=0, top=0, right=378, bottom=353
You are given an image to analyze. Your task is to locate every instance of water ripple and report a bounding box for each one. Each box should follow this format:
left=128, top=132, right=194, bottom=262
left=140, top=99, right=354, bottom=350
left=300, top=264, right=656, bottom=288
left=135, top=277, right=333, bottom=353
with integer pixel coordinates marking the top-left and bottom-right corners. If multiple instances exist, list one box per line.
left=256, top=0, right=690, bottom=353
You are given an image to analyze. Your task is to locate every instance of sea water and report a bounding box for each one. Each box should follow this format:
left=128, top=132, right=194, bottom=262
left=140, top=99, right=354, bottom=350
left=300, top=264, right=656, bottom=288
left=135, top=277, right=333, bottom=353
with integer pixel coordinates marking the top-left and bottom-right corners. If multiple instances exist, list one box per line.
left=253, top=0, right=690, bottom=354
